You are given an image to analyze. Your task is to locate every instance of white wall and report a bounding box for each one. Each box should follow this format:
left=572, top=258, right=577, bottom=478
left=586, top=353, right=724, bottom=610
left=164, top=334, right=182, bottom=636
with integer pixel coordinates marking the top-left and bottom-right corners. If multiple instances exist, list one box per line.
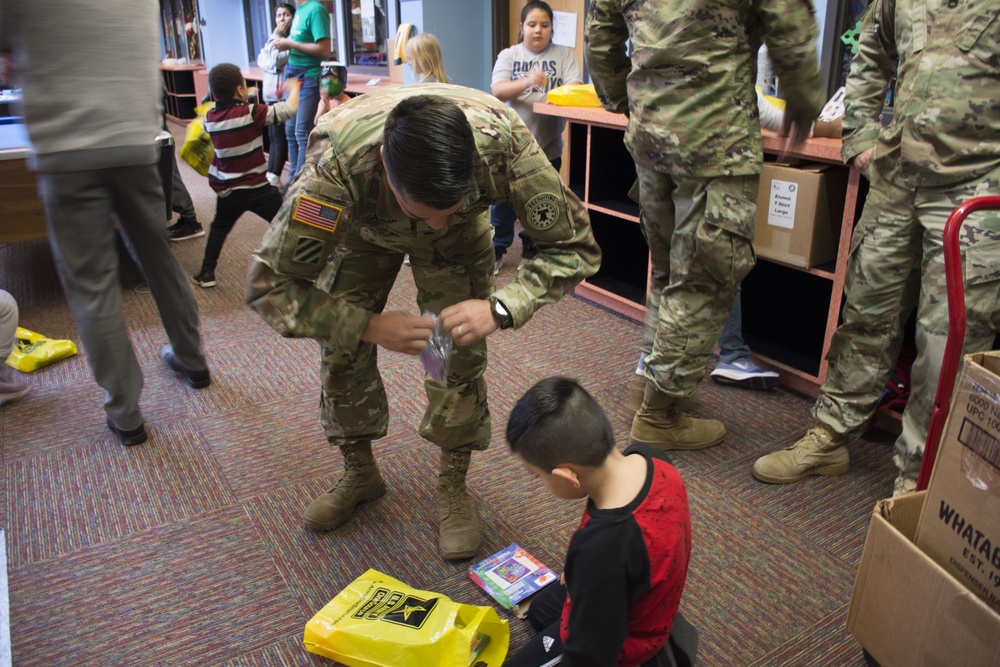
left=402, top=0, right=493, bottom=91
left=198, top=0, right=250, bottom=69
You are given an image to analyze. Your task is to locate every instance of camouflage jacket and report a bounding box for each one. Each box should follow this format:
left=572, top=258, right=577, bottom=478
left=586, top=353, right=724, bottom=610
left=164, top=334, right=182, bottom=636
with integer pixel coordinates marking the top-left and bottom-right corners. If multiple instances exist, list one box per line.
left=842, top=0, right=1000, bottom=187
left=247, top=83, right=600, bottom=351
left=584, top=0, right=824, bottom=177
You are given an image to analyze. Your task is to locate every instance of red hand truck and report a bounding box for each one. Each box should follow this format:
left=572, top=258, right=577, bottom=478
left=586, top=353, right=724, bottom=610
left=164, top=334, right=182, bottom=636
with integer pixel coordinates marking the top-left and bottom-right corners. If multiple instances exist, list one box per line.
left=916, top=195, right=1000, bottom=491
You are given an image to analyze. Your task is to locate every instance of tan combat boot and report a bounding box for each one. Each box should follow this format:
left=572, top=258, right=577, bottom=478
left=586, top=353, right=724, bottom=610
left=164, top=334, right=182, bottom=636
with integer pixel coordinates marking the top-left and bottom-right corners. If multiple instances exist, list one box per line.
left=752, top=423, right=849, bottom=483
left=304, top=441, right=386, bottom=530
left=437, top=449, right=482, bottom=560
left=625, top=374, right=647, bottom=414
left=630, top=384, right=726, bottom=450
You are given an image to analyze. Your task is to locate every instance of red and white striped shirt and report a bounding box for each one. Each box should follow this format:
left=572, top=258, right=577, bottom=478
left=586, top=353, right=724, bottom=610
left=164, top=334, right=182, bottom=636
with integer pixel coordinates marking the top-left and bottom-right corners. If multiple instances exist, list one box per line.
left=204, top=99, right=294, bottom=195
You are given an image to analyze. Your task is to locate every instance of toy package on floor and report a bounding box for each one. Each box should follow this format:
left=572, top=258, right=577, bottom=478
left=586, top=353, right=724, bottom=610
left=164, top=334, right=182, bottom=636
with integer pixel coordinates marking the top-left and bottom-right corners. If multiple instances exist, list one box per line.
left=304, top=568, right=509, bottom=667
left=5, top=327, right=77, bottom=372
left=469, top=544, right=558, bottom=617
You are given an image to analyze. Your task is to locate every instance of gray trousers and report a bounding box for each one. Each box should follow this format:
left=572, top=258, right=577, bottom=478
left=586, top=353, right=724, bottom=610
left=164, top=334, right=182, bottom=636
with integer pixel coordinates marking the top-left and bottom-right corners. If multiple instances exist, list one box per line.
left=36, top=162, right=206, bottom=430
left=0, top=290, right=17, bottom=362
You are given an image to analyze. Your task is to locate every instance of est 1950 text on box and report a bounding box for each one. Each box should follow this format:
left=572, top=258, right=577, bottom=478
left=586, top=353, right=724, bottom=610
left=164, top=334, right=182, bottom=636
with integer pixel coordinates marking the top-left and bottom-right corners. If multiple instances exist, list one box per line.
left=915, top=351, right=1000, bottom=616
left=848, top=492, right=1000, bottom=666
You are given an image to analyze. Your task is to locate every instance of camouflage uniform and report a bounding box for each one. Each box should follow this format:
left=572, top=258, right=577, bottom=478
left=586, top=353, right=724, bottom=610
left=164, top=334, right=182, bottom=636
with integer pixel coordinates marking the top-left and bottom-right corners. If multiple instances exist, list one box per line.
left=247, top=83, right=600, bottom=451
left=814, top=0, right=1000, bottom=479
left=585, top=0, right=823, bottom=398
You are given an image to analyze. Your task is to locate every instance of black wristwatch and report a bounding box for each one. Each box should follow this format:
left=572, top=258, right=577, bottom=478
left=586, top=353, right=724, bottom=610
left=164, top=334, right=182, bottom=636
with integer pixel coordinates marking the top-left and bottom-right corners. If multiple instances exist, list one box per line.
left=489, top=296, right=514, bottom=330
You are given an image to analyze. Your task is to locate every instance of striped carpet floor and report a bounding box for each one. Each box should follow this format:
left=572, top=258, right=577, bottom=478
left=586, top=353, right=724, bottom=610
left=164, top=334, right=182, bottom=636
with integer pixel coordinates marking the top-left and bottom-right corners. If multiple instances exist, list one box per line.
left=0, top=139, right=899, bottom=666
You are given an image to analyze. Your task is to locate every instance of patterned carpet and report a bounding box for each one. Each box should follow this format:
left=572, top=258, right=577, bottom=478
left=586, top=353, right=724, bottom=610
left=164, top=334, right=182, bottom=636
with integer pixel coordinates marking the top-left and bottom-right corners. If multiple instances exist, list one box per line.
left=0, top=140, right=900, bottom=666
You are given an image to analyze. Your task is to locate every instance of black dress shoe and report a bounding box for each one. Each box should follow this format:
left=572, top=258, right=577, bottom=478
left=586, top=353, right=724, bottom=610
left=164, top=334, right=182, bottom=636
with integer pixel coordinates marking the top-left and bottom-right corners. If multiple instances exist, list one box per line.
left=106, top=416, right=147, bottom=446
left=159, top=345, right=211, bottom=389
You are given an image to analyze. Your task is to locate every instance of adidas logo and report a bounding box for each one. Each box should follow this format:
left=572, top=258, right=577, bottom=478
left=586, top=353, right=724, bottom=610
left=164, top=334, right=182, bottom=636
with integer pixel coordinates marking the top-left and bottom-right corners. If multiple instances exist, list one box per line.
left=542, top=635, right=555, bottom=652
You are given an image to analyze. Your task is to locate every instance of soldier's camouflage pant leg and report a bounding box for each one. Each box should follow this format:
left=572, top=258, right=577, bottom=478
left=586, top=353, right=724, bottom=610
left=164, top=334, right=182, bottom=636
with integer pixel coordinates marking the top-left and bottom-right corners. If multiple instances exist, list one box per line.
left=411, top=229, right=496, bottom=452
left=319, top=225, right=496, bottom=452
left=319, top=231, right=402, bottom=448
left=813, top=171, right=922, bottom=438
left=815, top=165, right=1000, bottom=478
left=638, top=167, right=757, bottom=397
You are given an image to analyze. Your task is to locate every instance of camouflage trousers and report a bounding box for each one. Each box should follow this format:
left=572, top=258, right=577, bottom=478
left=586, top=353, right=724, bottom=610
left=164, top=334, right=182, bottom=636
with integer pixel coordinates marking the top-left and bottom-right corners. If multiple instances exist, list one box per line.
left=318, top=223, right=496, bottom=452
left=637, top=167, right=758, bottom=397
left=815, top=164, right=1000, bottom=478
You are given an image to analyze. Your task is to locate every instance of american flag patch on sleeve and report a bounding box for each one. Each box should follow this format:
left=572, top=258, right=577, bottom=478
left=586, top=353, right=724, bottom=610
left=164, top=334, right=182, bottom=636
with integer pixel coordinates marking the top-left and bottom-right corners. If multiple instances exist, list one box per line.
left=292, top=195, right=342, bottom=233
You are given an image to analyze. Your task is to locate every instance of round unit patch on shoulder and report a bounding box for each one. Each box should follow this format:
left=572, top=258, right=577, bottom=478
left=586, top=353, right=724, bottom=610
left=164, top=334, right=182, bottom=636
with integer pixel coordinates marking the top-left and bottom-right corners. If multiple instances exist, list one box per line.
left=524, top=193, right=560, bottom=231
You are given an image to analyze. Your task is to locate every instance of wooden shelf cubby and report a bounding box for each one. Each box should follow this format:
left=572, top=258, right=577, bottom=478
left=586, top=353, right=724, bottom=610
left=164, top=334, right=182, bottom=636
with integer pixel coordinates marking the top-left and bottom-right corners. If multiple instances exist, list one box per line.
left=161, top=63, right=208, bottom=123
left=536, top=102, right=865, bottom=397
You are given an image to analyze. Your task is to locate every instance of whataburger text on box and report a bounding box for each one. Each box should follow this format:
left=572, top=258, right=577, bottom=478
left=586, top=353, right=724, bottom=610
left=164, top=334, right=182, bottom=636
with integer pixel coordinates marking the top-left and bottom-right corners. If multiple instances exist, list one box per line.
left=767, top=179, right=798, bottom=229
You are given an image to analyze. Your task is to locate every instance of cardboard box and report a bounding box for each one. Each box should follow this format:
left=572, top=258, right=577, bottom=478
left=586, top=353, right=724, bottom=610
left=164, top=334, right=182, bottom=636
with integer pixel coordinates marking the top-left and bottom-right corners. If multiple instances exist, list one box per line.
left=753, top=162, right=847, bottom=269
left=847, top=492, right=1000, bottom=666
left=915, top=351, right=1000, bottom=615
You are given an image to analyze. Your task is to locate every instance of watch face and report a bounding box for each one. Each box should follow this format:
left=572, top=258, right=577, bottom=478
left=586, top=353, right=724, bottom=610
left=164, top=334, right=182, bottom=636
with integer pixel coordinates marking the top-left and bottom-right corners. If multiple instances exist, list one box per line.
left=495, top=300, right=509, bottom=317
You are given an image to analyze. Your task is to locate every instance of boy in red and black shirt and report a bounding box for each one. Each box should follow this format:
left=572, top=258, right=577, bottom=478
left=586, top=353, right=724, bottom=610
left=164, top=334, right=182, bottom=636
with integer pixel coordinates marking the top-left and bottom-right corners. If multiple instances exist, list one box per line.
left=505, top=377, right=693, bottom=667
left=189, top=63, right=299, bottom=288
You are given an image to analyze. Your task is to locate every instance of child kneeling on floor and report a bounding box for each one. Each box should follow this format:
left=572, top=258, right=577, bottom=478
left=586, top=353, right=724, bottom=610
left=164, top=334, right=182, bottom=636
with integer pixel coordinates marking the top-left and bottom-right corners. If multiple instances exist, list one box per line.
left=503, top=377, right=695, bottom=667
left=191, top=63, right=300, bottom=288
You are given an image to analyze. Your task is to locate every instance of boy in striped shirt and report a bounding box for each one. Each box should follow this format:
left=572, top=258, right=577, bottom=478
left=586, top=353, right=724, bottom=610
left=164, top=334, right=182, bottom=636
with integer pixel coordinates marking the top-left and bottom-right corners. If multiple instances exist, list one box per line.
left=188, top=63, right=299, bottom=288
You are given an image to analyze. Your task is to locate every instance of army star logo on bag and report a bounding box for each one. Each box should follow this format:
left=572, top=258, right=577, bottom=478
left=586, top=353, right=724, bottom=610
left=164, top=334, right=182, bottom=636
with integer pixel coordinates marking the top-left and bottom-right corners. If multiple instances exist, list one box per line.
left=352, top=587, right=439, bottom=629
left=292, top=194, right=342, bottom=233
left=524, top=193, right=559, bottom=231
left=382, top=595, right=439, bottom=629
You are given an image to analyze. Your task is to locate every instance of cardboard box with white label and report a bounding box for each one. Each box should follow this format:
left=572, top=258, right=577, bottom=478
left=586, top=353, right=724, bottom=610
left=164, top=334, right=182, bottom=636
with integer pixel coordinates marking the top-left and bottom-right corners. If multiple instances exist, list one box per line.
left=753, top=162, right=848, bottom=269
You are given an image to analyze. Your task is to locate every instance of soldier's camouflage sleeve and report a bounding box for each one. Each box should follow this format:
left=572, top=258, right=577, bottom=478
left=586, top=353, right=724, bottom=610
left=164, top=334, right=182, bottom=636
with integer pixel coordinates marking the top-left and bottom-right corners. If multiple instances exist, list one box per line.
left=584, top=0, right=630, bottom=115
left=493, top=119, right=601, bottom=328
left=840, top=0, right=896, bottom=163
left=246, top=150, right=369, bottom=350
left=754, top=0, right=825, bottom=129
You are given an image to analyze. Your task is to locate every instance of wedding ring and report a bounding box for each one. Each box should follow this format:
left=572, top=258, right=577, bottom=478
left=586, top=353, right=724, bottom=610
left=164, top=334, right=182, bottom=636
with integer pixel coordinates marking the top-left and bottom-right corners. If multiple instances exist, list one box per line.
left=457, top=324, right=464, bottom=337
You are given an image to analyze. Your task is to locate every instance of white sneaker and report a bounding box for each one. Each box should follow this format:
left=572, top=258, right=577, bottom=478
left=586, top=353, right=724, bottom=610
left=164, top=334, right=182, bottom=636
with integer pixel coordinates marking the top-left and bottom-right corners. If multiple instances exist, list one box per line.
left=710, top=358, right=780, bottom=390
left=266, top=172, right=282, bottom=189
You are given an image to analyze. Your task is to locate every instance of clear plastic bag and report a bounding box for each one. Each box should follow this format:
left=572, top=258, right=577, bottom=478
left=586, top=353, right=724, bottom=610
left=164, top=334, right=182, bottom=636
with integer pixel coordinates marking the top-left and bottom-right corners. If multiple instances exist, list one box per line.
left=419, top=311, right=453, bottom=386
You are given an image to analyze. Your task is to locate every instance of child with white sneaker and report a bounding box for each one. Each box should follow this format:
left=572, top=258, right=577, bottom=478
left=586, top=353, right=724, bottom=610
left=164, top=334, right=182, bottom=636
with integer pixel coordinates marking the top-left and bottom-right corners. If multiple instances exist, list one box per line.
left=257, top=2, right=297, bottom=191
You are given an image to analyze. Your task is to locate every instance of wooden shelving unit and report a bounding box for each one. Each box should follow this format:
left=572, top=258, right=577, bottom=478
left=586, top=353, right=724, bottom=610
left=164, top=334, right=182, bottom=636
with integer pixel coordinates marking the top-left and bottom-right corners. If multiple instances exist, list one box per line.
left=161, top=63, right=208, bottom=123
left=536, top=103, right=864, bottom=397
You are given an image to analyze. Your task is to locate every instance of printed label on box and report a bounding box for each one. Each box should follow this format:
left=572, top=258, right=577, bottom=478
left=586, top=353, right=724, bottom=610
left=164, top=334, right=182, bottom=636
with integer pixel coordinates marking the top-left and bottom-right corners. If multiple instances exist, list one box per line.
left=767, top=179, right=798, bottom=229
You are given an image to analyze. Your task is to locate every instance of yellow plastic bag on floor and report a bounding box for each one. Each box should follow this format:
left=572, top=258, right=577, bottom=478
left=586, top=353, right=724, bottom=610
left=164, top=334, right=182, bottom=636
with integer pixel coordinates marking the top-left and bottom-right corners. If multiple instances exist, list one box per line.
left=5, top=327, right=77, bottom=372
left=546, top=83, right=602, bottom=107
left=304, top=569, right=509, bottom=667
left=179, top=101, right=215, bottom=176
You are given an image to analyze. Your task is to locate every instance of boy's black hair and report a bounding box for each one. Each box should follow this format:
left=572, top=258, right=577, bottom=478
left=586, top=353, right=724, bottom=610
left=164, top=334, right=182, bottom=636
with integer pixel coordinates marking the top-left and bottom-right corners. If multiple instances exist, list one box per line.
left=382, top=95, right=476, bottom=210
left=507, top=377, right=615, bottom=471
left=208, top=63, right=244, bottom=102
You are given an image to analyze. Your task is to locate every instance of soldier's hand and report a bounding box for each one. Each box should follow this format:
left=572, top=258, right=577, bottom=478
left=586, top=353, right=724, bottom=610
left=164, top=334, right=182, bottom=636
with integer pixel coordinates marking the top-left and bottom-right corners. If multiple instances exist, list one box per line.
left=361, top=311, right=435, bottom=355
left=779, top=97, right=816, bottom=146
left=853, top=148, right=873, bottom=172
left=440, top=300, right=499, bottom=346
